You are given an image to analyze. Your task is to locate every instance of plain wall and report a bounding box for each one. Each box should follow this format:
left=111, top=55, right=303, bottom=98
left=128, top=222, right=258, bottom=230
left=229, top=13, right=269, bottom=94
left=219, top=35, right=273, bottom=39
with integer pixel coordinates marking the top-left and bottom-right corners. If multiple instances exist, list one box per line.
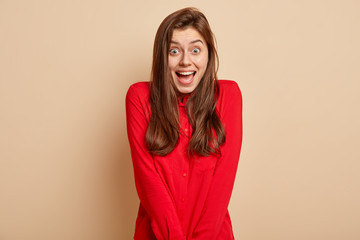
left=1, top=0, right=359, bottom=239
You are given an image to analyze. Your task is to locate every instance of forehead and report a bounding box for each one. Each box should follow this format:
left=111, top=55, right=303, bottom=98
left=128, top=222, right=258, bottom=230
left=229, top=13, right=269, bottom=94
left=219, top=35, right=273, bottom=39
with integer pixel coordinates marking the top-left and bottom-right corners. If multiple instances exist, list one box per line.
left=171, top=27, right=206, bottom=44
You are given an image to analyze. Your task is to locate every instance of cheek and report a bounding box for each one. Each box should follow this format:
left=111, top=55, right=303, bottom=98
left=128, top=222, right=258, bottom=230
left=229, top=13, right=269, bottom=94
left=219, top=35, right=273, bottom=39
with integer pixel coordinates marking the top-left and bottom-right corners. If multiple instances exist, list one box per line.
left=195, top=56, right=208, bottom=70
left=195, top=60, right=208, bottom=80
left=168, top=57, right=178, bottom=71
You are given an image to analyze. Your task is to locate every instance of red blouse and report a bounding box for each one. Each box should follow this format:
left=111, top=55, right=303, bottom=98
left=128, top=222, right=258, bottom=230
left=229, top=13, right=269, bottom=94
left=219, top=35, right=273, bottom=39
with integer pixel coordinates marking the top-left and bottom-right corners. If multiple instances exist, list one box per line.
left=126, top=80, right=243, bottom=240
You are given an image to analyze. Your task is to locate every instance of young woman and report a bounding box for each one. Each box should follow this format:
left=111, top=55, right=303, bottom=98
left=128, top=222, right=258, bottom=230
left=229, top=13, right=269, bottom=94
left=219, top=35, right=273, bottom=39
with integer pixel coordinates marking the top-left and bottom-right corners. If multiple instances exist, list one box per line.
left=126, top=7, right=242, bottom=240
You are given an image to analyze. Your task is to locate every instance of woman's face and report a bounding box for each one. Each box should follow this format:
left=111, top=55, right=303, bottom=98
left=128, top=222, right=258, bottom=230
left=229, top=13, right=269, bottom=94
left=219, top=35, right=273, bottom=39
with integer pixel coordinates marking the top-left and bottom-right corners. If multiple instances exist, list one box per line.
left=168, top=27, right=209, bottom=94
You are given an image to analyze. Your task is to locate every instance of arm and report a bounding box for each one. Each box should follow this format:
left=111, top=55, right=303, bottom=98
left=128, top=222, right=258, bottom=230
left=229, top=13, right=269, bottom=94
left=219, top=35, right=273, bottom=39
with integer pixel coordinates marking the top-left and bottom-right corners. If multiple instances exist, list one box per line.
left=126, top=84, right=186, bottom=240
left=192, top=83, right=243, bottom=239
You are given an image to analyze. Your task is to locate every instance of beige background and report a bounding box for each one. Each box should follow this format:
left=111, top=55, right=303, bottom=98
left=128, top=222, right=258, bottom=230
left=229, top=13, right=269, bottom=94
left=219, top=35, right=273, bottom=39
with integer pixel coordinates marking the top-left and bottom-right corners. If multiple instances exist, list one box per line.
left=1, top=0, right=359, bottom=239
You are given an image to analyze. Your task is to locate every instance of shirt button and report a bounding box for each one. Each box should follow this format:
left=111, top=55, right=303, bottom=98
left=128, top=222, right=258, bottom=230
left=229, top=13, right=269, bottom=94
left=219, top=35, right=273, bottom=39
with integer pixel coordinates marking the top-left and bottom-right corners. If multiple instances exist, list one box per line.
left=181, top=198, right=185, bottom=202
left=184, top=128, right=188, bottom=132
left=183, top=173, right=187, bottom=177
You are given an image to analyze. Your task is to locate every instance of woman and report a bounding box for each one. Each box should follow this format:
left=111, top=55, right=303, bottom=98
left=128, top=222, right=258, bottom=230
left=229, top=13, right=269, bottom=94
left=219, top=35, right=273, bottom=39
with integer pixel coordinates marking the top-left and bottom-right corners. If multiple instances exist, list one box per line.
left=126, top=7, right=242, bottom=240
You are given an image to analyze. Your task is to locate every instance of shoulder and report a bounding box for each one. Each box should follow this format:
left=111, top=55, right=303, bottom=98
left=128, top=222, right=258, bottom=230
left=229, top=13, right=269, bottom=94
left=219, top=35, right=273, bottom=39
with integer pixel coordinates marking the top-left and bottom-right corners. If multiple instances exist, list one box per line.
left=127, top=81, right=150, bottom=95
left=217, top=80, right=242, bottom=101
left=216, top=80, right=242, bottom=122
left=126, top=81, right=150, bottom=102
left=218, top=79, right=239, bottom=87
left=125, top=82, right=151, bottom=118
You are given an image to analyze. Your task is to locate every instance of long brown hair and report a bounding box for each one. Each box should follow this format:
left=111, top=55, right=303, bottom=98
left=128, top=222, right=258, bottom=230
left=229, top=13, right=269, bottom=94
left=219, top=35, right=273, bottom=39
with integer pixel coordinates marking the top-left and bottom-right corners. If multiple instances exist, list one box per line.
left=146, top=7, right=225, bottom=156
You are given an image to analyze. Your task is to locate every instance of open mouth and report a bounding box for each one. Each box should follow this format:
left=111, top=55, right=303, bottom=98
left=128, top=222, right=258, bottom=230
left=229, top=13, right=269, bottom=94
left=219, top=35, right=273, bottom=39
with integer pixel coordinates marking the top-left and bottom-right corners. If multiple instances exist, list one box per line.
left=176, top=71, right=196, bottom=85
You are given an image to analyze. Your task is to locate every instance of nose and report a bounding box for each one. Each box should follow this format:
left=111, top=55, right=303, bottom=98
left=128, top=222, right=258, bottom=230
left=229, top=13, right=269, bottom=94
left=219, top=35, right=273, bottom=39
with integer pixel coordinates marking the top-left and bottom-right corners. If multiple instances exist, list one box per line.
left=180, top=52, right=191, bottom=66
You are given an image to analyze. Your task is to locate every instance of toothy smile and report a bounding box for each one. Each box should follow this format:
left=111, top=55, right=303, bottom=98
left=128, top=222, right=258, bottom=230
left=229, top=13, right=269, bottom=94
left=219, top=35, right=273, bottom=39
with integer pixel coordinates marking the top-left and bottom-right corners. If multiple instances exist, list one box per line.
left=175, top=71, right=196, bottom=85
left=176, top=71, right=195, bottom=76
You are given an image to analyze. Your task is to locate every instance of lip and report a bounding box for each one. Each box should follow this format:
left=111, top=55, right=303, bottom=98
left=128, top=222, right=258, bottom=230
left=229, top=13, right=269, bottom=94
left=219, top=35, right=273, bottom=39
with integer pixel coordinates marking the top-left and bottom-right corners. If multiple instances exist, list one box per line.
left=176, top=70, right=196, bottom=73
left=175, top=71, right=196, bottom=85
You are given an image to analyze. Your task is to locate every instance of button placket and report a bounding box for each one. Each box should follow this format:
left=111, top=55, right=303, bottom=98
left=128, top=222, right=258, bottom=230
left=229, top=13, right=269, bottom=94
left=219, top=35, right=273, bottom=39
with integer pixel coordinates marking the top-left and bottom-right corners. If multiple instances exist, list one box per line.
left=179, top=162, right=189, bottom=206
left=178, top=102, right=190, bottom=209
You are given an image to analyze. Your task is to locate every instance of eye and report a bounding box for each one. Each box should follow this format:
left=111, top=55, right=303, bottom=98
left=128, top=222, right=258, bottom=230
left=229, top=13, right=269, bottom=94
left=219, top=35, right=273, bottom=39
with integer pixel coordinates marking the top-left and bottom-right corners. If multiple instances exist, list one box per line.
left=192, top=48, right=200, bottom=54
left=169, top=48, right=179, bottom=55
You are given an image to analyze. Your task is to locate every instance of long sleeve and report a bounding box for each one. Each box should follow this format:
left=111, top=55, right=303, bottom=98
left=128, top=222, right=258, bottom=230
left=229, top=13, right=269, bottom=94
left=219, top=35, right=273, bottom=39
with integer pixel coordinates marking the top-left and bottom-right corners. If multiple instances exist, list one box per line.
left=126, top=84, right=186, bottom=240
left=192, top=82, right=243, bottom=239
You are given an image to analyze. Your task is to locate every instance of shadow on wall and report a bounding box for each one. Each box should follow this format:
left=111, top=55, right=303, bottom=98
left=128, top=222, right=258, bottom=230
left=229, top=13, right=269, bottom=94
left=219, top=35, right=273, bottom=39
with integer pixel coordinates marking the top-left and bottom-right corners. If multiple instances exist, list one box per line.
left=117, top=137, right=138, bottom=239
left=92, top=96, right=138, bottom=239
left=90, top=48, right=151, bottom=238
left=113, top=58, right=150, bottom=239
left=111, top=95, right=138, bottom=239
left=101, top=107, right=138, bottom=239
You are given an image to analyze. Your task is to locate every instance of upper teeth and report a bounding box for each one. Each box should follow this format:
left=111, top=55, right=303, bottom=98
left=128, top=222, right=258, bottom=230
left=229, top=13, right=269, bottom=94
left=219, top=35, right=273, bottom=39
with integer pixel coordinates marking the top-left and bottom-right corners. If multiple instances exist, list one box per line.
left=178, top=72, right=194, bottom=75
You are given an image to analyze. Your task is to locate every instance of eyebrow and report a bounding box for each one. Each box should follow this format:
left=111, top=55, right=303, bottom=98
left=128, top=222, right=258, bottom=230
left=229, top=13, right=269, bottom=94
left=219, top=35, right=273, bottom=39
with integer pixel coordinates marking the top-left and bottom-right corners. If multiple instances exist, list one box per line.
left=170, top=39, right=204, bottom=45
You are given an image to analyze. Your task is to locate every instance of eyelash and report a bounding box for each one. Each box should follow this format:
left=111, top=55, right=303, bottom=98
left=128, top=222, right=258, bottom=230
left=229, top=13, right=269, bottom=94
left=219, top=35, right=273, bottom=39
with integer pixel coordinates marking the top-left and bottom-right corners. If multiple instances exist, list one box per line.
left=192, top=48, right=200, bottom=53
left=169, top=49, right=179, bottom=54
left=169, top=48, right=201, bottom=55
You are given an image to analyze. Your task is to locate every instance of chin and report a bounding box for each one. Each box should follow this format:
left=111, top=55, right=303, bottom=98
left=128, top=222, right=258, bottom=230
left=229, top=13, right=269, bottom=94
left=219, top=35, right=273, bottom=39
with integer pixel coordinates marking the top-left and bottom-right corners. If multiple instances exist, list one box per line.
left=176, top=84, right=196, bottom=94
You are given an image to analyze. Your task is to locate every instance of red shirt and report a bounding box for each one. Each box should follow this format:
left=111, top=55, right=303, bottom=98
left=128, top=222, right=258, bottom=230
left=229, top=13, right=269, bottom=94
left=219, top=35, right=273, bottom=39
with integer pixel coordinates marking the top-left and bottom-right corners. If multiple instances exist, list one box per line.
left=126, top=80, right=243, bottom=240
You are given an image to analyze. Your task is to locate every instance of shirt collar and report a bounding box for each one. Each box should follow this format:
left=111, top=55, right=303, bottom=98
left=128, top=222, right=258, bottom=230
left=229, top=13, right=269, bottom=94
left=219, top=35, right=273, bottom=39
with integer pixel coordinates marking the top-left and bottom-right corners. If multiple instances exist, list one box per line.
left=177, top=93, right=191, bottom=107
